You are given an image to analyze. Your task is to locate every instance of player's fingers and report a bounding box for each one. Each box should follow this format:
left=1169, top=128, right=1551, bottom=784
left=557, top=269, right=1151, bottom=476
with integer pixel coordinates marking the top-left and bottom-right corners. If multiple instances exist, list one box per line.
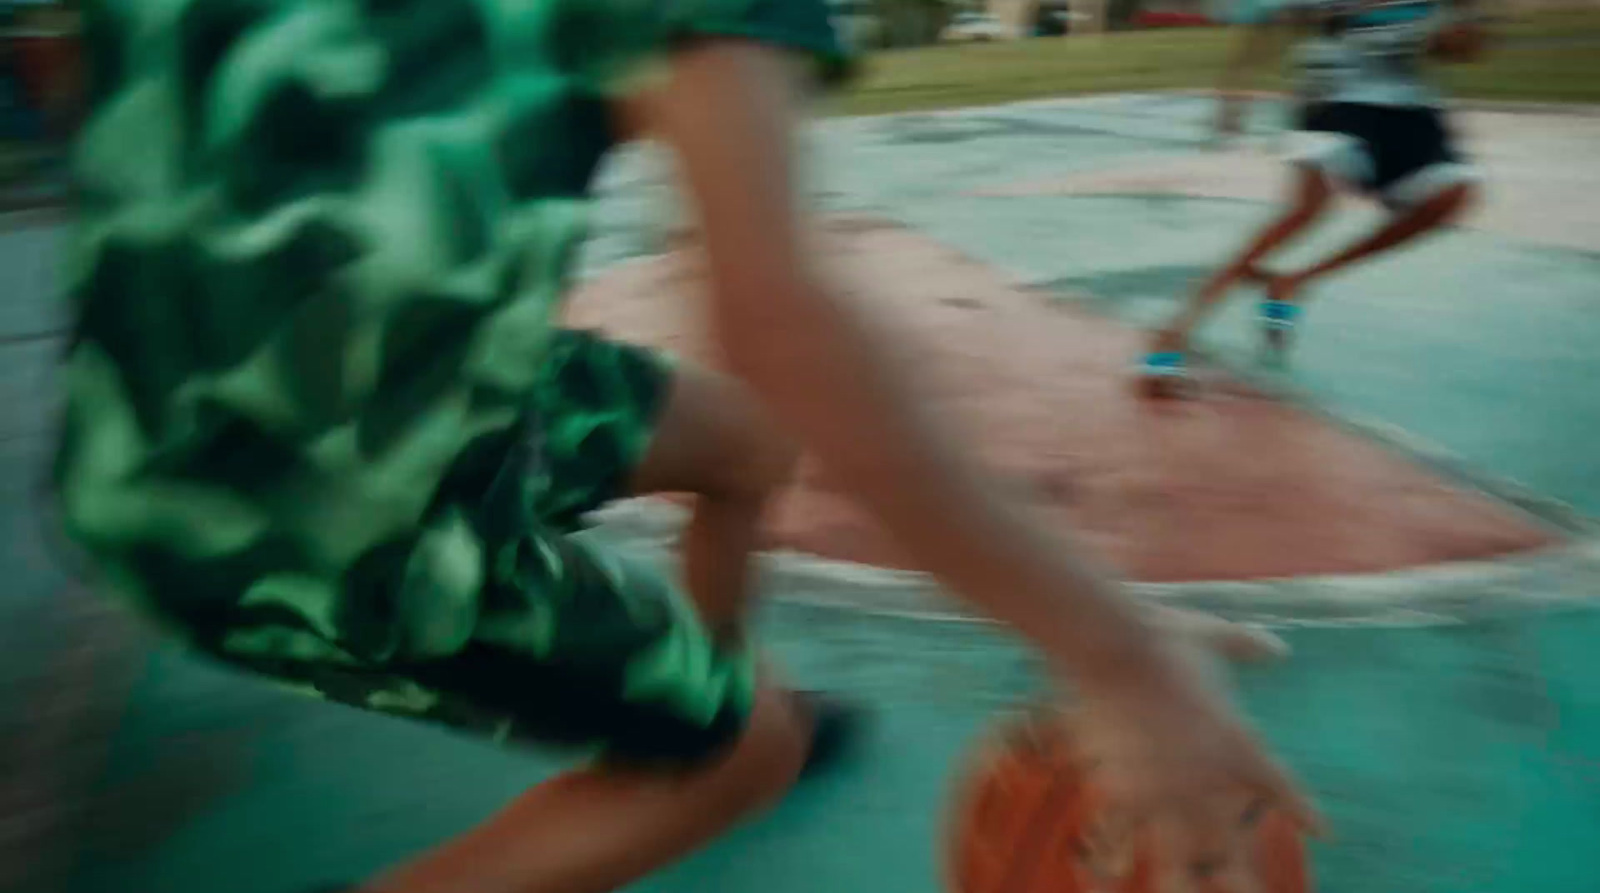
left=1213, top=850, right=1267, bottom=893
left=1207, top=621, right=1290, bottom=664
left=1178, top=792, right=1281, bottom=893
left=1240, top=750, right=1326, bottom=837
left=1209, top=793, right=1274, bottom=893
left=1148, top=812, right=1204, bottom=893
left=1148, top=607, right=1290, bottom=664
left=1141, top=791, right=1228, bottom=893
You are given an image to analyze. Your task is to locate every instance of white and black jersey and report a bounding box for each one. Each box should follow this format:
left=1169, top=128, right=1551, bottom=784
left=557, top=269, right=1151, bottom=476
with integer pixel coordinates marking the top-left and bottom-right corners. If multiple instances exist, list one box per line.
left=1290, top=0, right=1451, bottom=108
left=1281, top=0, right=1479, bottom=209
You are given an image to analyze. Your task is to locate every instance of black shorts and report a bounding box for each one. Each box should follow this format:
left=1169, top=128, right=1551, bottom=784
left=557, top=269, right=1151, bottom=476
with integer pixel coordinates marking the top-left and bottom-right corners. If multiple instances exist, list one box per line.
left=1292, top=101, right=1477, bottom=208
left=184, top=332, right=757, bottom=770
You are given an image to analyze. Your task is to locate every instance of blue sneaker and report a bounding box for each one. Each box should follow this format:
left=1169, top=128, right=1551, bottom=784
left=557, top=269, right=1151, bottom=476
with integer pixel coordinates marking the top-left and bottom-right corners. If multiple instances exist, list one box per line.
left=1258, top=299, right=1300, bottom=354
left=1136, top=351, right=1190, bottom=397
left=1139, top=350, right=1186, bottom=377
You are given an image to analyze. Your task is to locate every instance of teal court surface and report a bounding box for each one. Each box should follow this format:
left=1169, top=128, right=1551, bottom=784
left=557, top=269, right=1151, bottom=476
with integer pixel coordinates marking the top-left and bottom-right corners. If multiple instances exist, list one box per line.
left=3, top=93, right=1600, bottom=893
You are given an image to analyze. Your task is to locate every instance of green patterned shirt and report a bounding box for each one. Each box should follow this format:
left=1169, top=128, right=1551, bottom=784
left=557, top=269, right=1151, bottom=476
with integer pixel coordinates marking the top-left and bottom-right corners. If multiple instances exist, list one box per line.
left=54, top=0, right=842, bottom=660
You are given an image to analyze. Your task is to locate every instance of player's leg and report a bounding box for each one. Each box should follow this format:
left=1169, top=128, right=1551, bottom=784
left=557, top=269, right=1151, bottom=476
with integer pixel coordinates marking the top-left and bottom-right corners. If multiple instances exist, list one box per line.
left=358, top=529, right=835, bottom=893
left=528, top=331, right=797, bottom=641
left=1140, top=103, right=1392, bottom=386
left=1264, top=173, right=1476, bottom=304
left=231, top=524, right=831, bottom=893
left=626, top=360, right=798, bottom=641
left=1214, top=15, right=1285, bottom=141
left=1264, top=107, right=1479, bottom=304
left=1143, top=162, right=1332, bottom=363
left=369, top=683, right=814, bottom=893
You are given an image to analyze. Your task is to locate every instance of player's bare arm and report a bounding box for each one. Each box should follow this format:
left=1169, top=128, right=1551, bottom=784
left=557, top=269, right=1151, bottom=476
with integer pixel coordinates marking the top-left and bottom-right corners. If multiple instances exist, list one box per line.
left=649, top=40, right=1322, bottom=855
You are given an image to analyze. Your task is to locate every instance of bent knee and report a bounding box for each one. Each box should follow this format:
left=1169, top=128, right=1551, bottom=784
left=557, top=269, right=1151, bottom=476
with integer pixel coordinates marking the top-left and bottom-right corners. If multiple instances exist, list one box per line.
left=1444, top=180, right=1479, bottom=216
left=1387, top=163, right=1482, bottom=217
left=1289, top=169, right=1334, bottom=217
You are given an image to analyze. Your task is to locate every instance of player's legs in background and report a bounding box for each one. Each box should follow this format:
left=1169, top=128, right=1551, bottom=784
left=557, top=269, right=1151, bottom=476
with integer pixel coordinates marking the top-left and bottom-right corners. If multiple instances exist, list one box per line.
left=1260, top=102, right=1482, bottom=304
left=1148, top=163, right=1332, bottom=358
left=1214, top=14, right=1289, bottom=142
left=1264, top=168, right=1478, bottom=304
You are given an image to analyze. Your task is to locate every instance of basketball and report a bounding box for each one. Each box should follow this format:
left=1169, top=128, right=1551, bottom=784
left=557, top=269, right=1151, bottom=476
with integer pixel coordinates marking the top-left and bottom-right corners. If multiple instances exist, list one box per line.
left=946, top=708, right=1311, bottom=893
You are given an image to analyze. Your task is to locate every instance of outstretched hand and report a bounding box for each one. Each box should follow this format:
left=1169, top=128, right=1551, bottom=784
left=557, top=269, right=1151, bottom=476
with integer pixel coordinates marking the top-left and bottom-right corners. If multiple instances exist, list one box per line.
left=1071, top=621, right=1322, bottom=892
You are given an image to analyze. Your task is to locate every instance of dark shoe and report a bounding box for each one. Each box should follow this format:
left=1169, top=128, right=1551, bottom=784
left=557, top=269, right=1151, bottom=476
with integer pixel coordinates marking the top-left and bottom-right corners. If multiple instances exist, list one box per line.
left=794, top=691, right=869, bottom=778
left=1258, top=298, right=1301, bottom=358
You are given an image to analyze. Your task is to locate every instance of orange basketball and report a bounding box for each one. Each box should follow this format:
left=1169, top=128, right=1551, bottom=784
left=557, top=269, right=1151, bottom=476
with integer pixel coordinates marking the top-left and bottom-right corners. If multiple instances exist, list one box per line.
left=946, top=708, right=1311, bottom=893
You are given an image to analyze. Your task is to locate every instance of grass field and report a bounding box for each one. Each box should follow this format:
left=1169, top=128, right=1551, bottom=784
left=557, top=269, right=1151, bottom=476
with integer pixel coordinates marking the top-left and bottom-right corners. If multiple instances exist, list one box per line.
left=4, top=9, right=1599, bottom=189
left=828, top=9, right=1600, bottom=117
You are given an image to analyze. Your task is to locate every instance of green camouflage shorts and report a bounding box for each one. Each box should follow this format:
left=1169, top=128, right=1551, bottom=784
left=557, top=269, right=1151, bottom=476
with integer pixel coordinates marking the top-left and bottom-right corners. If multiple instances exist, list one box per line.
left=59, top=0, right=841, bottom=774
left=208, top=330, right=756, bottom=767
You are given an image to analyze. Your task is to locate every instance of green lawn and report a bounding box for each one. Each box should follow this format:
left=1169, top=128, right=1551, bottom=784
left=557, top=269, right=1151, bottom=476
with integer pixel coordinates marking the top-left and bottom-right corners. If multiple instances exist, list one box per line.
left=827, top=11, right=1600, bottom=117
left=4, top=11, right=1598, bottom=186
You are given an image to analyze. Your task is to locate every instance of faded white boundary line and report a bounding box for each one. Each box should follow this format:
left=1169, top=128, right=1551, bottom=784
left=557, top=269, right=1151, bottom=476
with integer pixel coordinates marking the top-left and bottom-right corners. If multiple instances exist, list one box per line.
left=1181, top=341, right=1596, bottom=538
left=1156, top=88, right=1600, bottom=118
left=584, top=501, right=1600, bottom=631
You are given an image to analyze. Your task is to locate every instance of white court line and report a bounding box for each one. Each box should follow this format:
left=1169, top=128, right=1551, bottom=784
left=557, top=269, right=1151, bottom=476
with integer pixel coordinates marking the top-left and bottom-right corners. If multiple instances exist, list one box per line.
left=583, top=501, right=1600, bottom=631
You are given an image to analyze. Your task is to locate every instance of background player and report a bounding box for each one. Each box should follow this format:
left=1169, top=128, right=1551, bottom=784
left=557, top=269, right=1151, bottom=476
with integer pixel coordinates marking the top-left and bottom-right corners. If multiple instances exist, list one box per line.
left=1142, top=0, right=1488, bottom=390
left=1213, top=0, right=1299, bottom=144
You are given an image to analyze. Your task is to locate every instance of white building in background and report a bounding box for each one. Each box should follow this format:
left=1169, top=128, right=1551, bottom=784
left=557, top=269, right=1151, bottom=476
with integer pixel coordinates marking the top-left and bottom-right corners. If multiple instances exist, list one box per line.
left=988, top=0, right=1108, bottom=32
left=828, top=0, right=887, bottom=49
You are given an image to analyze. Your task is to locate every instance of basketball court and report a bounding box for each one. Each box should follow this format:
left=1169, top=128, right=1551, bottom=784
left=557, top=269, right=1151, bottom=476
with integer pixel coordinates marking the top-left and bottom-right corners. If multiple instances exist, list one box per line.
left=3, top=92, right=1599, bottom=893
